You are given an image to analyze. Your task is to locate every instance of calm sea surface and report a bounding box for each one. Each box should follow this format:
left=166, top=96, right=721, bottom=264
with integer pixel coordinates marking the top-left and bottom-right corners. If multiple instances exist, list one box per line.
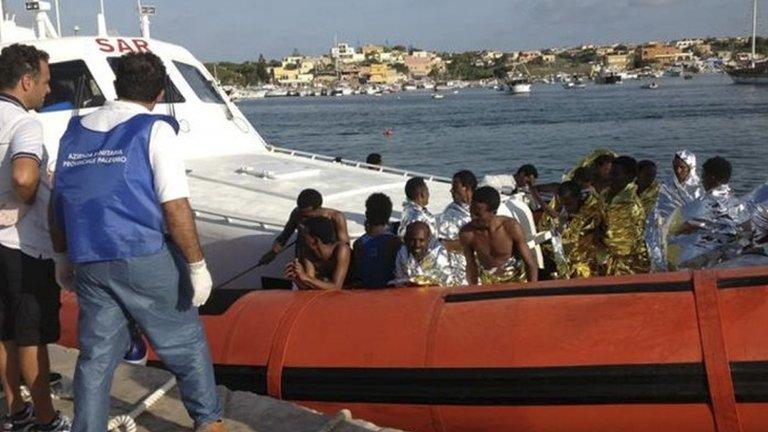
left=238, top=74, right=768, bottom=194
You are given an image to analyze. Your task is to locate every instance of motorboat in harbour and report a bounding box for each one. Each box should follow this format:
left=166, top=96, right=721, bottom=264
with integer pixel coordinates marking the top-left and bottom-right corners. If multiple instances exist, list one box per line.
left=506, top=77, right=532, bottom=94
left=642, top=81, right=659, bottom=90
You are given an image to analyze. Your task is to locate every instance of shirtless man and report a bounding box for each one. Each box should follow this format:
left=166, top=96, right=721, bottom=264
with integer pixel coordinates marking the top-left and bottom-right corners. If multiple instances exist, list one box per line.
left=260, top=188, right=349, bottom=265
left=460, top=186, right=539, bottom=284
left=284, top=216, right=351, bottom=290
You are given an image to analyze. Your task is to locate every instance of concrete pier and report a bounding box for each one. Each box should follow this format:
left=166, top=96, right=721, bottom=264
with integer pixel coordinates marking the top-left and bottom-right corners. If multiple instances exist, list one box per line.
left=1, top=345, right=406, bottom=432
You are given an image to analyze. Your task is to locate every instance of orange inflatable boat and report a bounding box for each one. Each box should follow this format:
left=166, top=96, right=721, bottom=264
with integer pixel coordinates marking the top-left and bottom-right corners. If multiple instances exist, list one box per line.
left=58, top=266, right=768, bottom=432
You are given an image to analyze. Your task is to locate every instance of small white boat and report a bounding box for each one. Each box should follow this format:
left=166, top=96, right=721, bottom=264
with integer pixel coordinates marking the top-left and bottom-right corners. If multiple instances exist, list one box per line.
left=507, top=77, right=532, bottom=94
left=563, top=81, right=586, bottom=89
left=432, top=93, right=445, bottom=99
left=641, top=82, right=659, bottom=90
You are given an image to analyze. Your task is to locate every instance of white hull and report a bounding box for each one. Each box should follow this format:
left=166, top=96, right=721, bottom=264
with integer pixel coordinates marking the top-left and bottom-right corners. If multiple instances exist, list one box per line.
left=509, top=83, right=532, bottom=94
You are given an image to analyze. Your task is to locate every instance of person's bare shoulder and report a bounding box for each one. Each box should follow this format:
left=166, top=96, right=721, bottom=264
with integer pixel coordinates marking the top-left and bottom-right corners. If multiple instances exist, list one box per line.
left=501, top=216, right=523, bottom=236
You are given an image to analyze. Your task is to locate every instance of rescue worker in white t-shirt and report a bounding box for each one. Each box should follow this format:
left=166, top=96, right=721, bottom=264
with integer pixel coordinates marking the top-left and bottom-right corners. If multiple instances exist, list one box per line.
left=50, top=52, right=225, bottom=432
left=0, top=44, right=71, bottom=432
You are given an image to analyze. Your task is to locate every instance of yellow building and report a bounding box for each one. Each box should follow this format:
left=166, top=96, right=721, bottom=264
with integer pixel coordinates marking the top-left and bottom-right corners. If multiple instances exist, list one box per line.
left=365, top=63, right=399, bottom=84
left=603, top=53, right=630, bottom=70
left=270, top=66, right=314, bottom=85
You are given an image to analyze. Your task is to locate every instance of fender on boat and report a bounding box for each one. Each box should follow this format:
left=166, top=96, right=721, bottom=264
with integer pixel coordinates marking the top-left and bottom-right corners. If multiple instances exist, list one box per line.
left=59, top=266, right=768, bottom=432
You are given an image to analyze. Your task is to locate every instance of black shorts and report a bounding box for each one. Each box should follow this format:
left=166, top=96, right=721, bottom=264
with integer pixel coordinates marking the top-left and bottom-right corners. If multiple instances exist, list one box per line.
left=0, top=245, right=61, bottom=346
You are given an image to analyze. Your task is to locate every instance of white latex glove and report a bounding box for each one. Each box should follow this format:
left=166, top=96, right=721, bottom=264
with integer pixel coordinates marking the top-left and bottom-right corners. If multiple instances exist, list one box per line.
left=189, top=260, right=212, bottom=307
left=52, top=253, right=76, bottom=292
left=0, top=199, right=29, bottom=228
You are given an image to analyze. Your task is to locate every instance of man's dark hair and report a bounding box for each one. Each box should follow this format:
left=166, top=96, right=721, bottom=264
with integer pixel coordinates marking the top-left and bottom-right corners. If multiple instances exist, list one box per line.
left=703, top=157, right=732, bottom=185
left=593, top=154, right=615, bottom=168
left=297, top=188, right=323, bottom=209
left=572, top=166, right=594, bottom=185
left=302, top=217, right=336, bottom=245
left=558, top=181, right=582, bottom=200
left=613, top=156, right=639, bottom=180
left=0, top=44, right=50, bottom=90
left=453, top=170, right=478, bottom=191
left=516, top=164, right=539, bottom=178
left=638, top=160, right=657, bottom=176
left=113, top=52, right=167, bottom=102
left=405, top=177, right=427, bottom=200
left=365, top=193, right=392, bottom=226
left=366, top=153, right=382, bottom=165
left=472, top=186, right=501, bottom=213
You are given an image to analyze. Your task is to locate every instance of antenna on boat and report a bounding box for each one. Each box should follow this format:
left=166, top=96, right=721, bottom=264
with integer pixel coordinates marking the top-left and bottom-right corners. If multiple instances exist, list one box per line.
left=751, top=0, right=758, bottom=67
left=0, top=0, right=5, bottom=42
left=136, top=0, right=154, bottom=39
left=96, top=0, right=107, bottom=36
left=24, top=1, right=59, bottom=39
left=53, top=0, right=60, bottom=35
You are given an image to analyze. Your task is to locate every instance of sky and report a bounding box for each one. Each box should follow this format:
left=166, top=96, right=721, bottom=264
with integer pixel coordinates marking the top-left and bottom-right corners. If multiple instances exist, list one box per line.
left=5, top=0, right=764, bottom=61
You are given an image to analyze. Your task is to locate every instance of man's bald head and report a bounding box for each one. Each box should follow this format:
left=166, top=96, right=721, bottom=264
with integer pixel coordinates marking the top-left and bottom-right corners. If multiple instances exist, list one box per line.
left=405, top=221, right=430, bottom=239
left=404, top=221, right=431, bottom=261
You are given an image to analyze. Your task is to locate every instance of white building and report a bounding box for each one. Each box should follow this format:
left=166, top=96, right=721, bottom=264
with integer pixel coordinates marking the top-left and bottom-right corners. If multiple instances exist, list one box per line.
left=330, top=42, right=365, bottom=64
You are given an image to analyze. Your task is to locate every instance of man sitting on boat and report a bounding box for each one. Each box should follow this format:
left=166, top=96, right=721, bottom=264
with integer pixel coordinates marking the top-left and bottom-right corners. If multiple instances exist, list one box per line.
left=460, top=186, right=539, bottom=284
left=437, top=170, right=477, bottom=286
left=398, top=177, right=436, bottom=237
left=645, top=150, right=703, bottom=272
left=600, top=156, right=650, bottom=275
left=715, top=183, right=768, bottom=268
left=352, top=193, right=401, bottom=288
left=284, top=216, right=351, bottom=290
left=391, top=221, right=454, bottom=287
left=637, top=160, right=661, bottom=217
left=260, top=188, right=349, bottom=265
left=553, top=181, right=603, bottom=279
left=667, top=157, right=752, bottom=270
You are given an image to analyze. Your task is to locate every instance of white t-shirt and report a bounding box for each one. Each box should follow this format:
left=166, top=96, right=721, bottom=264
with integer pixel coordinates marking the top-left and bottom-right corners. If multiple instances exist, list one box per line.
left=76, top=100, right=190, bottom=203
left=0, top=94, right=53, bottom=258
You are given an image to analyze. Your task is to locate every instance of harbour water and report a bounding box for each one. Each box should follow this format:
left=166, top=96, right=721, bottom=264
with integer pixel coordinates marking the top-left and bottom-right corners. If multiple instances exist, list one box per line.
left=239, top=74, right=768, bottom=194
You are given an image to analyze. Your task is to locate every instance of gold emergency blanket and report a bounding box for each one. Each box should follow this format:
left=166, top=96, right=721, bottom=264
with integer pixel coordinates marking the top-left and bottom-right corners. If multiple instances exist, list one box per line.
left=477, top=256, right=526, bottom=285
left=638, top=181, right=661, bottom=217
left=559, top=193, right=603, bottom=279
left=602, top=183, right=650, bottom=275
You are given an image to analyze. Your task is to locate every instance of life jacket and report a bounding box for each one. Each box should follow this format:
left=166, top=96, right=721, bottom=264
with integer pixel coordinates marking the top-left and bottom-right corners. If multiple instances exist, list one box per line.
left=53, top=114, right=179, bottom=264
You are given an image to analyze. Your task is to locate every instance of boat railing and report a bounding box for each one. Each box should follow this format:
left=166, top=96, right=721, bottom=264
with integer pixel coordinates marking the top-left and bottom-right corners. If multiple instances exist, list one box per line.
left=264, top=144, right=451, bottom=183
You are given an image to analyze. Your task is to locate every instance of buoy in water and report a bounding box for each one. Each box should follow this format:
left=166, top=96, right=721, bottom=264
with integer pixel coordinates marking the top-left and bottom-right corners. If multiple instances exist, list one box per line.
left=382, top=129, right=393, bottom=137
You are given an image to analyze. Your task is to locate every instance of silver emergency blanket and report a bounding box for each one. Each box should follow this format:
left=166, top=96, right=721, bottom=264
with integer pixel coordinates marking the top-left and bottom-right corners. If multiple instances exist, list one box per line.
left=714, top=182, right=768, bottom=268
left=437, top=201, right=471, bottom=285
left=398, top=200, right=437, bottom=238
left=390, top=241, right=455, bottom=287
left=645, top=150, right=704, bottom=271
left=667, top=184, right=752, bottom=270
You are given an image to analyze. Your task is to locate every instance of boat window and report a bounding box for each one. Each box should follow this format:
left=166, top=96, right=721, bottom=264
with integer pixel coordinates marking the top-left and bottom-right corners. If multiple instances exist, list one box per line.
left=41, top=60, right=106, bottom=112
left=173, top=61, right=225, bottom=104
left=106, top=57, right=186, bottom=104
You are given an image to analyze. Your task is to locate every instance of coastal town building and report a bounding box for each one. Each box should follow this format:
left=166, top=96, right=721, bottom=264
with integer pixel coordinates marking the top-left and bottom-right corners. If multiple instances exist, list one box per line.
left=361, top=63, right=402, bottom=84
left=603, top=53, right=631, bottom=70
left=635, top=43, right=692, bottom=66
left=331, top=42, right=365, bottom=64
left=539, top=54, right=556, bottom=63
left=675, top=39, right=705, bottom=50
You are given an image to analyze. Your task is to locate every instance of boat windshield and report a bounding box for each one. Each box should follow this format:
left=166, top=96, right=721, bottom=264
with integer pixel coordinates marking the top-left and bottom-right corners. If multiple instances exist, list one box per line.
left=106, top=57, right=186, bottom=104
left=173, top=61, right=225, bottom=105
left=41, top=60, right=106, bottom=112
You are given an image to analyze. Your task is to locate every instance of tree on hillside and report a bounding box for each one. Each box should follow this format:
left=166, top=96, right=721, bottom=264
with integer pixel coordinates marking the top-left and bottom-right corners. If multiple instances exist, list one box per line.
left=256, top=54, right=270, bottom=83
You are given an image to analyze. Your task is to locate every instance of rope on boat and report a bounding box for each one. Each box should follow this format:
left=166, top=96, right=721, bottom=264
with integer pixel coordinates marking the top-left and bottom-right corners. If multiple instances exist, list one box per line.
left=107, top=376, right=177, bottom=432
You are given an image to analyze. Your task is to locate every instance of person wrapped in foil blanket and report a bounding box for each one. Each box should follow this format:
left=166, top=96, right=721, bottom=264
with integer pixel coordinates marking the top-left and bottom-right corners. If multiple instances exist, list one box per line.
left=554, top=182, right=604, bottom=279
left=438, top=200, right=471, bottom=285
left=667, top=157, right=752, bottom=270
left=714, top=182, right=768, bottom=268
left=645, top=150, right=704, bottom=272
left=391, top=221, right=455, bottom=287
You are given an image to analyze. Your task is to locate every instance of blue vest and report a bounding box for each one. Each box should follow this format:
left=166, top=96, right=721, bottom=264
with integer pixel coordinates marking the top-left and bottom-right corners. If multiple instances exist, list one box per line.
left=358, top=233, right=398, bottom=288
left=53, top=114, right=180, bottom=264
